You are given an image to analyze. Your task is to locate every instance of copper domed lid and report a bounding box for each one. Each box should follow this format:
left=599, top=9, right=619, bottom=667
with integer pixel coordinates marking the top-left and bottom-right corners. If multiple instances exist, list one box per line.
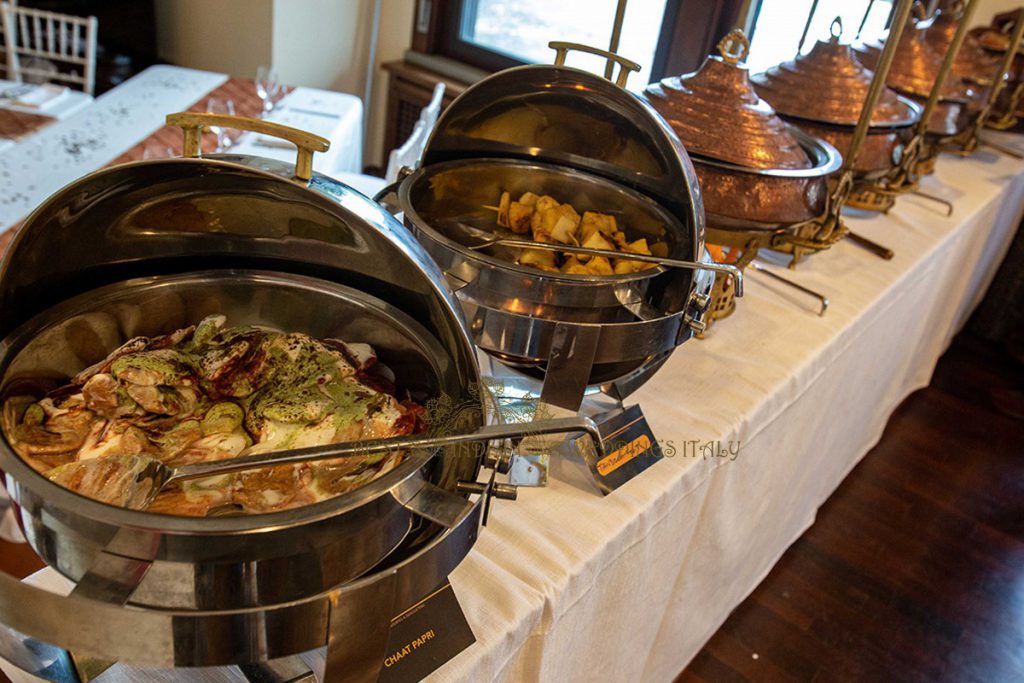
left=855, top=20, right=974, bottom=102
left=751, top=22, right=919, bottom=128
left=644, top=30, right=811, bottom=170
left=925, top=5, right=1000, bottom=86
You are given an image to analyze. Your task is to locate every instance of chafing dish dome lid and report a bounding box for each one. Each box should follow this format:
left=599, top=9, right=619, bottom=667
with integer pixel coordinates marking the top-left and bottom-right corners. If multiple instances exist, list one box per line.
left=752, top=34, right=920, bottom=128
left=924, top=6, right=1001, bottom=86
left=855, top=21, right=974, bottom=103
left=644, top=30, right=812, bottom=171
left=420, top=60, right=701, bottom=226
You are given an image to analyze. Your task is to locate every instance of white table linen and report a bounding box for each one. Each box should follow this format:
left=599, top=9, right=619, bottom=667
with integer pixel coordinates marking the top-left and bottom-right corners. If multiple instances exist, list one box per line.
left=0, top=66, right=228, bottom=233
left=0, top=81, right=93, bottom=120
left=2, top=146, right=1023, bottom=683
left=229, top=87, right=363, bottom=176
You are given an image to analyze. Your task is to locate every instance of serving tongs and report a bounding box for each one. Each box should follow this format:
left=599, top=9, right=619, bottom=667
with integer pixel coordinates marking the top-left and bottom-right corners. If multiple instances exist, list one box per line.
left=126, top=416, right=604, bottom=513
left=451, top=220, right=745, bottom=296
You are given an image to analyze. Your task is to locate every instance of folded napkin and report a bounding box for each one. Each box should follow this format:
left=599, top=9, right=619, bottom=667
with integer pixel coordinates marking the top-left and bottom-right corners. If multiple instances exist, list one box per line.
left=11, top=83, right=70, bottom=110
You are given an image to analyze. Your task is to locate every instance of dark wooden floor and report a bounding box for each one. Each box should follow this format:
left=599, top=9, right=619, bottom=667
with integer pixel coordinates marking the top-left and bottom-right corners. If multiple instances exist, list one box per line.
left=678, top=333, right=1024, bottom=683
left=1, top=334, right=1021, bottom=683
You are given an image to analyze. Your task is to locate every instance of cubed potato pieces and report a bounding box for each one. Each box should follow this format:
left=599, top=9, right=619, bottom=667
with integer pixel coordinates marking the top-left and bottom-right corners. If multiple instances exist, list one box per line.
left=508, top=202, right=534, bottom=233
left=535, top=195, right=560, bottom=213
left=585, top=256, right=614, bottom=276
left=496, top=192, right=511, bottom=228
left=623, top=238, right=653, bottom=256
left=549, top=215, right=578, bottom=244
left=532, top=202, right=580, bottom=244
left=519, top=248, right=556, bottom=269
left=580, top=230, right=616, bottom=259
left=518, top=192, right=540, bottom=207
left=561, top=256, right=591, bottom=274
left=580, top=211, right=617, bottom=242
left=614, top=259, right=646, bottom=274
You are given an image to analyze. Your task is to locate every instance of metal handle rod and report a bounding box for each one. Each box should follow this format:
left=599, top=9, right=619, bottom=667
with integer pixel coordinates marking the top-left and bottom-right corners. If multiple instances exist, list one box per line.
left=856, top=0, right=878, bottom=40
left=846, top=229, right=895, bottom=259
left=749, top=262, right=829, bottom=316
left=468, top=237, right=745, bottom=296
left=605, top=0, right=629, bottom=80
left=844, top=0, right=915, bottom=175
left=917, top=0, right=978, bottom=139
left=981, top=138, right=1024, bottom=158
left=797, top=0, right=822, bottom=54
left=985, top=9, right=1024, bottom=122
left=169, top=417, right=604, bottom=483
left=912, top=189, right=954, bottom=216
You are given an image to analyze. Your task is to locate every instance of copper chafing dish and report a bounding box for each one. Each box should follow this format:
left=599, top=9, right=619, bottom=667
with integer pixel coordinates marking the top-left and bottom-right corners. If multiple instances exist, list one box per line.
left=645, top=30, right=841, bottom=231
left=753, top=30, right=920, bottom=183
left=971, top=10, right=1024, bottom=129
left=925, top=2, right=1001, bottom=92
left=643, top=30, right=837, bottom=326
left=0, top=114, right=593, bottom=681
left=855, top=18, right=976, bottom=139
left=380, top=43, right=725, bottom=411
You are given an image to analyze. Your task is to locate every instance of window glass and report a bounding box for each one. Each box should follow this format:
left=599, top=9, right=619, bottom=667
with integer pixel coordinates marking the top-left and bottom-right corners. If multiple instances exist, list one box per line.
left=746, top=0, right=893, bottom=74
left=458, top=0, right=670, bottom=90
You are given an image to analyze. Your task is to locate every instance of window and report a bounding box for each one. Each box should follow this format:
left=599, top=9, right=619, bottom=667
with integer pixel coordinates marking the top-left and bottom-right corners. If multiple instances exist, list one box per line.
left=415, top=0, right=748, bottom=85
left=746, top=0, right=893, bottom=75
left=455, top=0, right=670, bottom=88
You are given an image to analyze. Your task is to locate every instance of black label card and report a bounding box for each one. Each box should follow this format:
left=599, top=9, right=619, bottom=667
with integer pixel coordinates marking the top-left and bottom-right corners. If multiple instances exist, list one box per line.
left=378, top=582, right=476, bottom=683
left=584, top=403, right=663, bottom=494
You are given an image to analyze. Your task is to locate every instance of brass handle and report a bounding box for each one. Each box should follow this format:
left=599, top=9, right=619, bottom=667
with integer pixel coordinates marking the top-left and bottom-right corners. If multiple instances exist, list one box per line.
left=717, top=29, right=750, bottom=65
left=548, top=41, right=641, bottom=88
left=165, top=112, right=331, bottom=182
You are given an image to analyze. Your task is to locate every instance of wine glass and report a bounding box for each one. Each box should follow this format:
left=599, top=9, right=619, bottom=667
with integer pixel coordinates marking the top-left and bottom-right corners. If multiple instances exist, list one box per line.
left=205, top=97, right=236, bottom=151
left=255, top=66, right=282, bottom=115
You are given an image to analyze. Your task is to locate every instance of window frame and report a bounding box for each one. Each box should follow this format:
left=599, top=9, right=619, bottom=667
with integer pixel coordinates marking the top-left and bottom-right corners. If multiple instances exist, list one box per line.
left=412, top=0, right=748, bottom=83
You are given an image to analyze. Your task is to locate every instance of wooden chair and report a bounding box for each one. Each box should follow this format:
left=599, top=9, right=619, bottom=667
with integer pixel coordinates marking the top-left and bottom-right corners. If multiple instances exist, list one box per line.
left=0, top=1, right=15, bottom=80
left=1, top=3, right=97, bottom=95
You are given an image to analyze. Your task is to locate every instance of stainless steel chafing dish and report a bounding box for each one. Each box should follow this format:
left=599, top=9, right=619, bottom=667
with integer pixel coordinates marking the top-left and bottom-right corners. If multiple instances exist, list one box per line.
left=380, top=43, right=721, bottom=411
left=0, top=114, right=586, bottom=682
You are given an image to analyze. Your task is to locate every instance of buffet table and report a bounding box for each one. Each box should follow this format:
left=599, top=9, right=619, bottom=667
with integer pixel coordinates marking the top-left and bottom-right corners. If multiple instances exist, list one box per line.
left=1, top=138, right=1022, bottom=682
left=432, top=144, right=1024, bottom=681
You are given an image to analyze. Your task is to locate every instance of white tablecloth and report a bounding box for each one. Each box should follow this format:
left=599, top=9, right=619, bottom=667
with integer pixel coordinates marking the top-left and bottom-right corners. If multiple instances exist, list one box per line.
left=2, top=144, right=1023, bottom=682
left=430, top=146, right=1024, bottom=682
left=0, top=66, right=228, bottom=233
left=0, top=81, right=93, bottom=120
left=229, top=87, right=363, bottom=176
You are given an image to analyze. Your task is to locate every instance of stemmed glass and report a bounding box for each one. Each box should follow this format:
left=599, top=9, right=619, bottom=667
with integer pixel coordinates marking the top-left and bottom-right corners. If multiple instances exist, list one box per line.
left=255, top=66, right=283, bottom=115
left=205, top=97, right=236, bottom=151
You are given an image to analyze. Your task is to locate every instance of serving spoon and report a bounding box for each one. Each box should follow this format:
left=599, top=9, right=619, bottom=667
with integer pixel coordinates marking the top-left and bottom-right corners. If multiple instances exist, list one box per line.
left=126, top=416, right=604, bottom=511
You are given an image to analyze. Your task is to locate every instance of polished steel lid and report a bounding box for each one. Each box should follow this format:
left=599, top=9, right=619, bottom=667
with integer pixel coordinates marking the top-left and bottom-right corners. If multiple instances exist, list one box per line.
left=644, top=30, right=812, bottom=170
left=422, top=51, right=702, bottom=235
left=753, top=31, right=920, bottom=128
left=855, top=21, right=974, bottom=102
left=925, top=5, right=1001, bottom=86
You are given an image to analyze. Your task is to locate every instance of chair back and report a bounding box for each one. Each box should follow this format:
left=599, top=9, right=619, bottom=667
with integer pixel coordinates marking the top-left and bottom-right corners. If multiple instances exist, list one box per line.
left=384, top=82, right=446, bottom=183
left=1, top=3, right=97, bottom=95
